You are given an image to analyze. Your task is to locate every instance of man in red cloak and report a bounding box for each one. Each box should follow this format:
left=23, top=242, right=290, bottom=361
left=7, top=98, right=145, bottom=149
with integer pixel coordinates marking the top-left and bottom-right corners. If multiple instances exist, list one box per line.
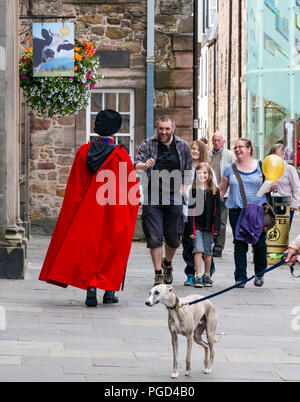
left=39, top=109, right=139, bottom=307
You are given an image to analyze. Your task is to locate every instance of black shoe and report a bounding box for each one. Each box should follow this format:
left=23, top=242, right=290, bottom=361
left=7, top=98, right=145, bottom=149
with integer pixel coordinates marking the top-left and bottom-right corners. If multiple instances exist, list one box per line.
left=213, top=249, right=222, bottom=258
left=103, top=291, right=119, bottom=304
left=254, top=277, right=264, bottom=287
left=85, top=287, right=98, bottom=307
left=235, top=281, right=245, bottom=288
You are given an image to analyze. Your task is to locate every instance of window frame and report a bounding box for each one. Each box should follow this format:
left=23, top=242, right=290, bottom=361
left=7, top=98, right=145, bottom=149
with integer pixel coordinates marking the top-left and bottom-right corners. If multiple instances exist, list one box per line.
left=86, top=88, right=135, bottom=159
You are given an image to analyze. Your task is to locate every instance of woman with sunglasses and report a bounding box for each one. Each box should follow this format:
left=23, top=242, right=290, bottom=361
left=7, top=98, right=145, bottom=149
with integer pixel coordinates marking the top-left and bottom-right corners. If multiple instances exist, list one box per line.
left=219, top=138, right=272, bottom=288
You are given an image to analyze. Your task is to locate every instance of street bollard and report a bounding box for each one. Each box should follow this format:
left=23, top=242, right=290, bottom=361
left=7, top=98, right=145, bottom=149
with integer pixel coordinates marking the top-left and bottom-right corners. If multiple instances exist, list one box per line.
left=266, top=195, right=291, bottom=264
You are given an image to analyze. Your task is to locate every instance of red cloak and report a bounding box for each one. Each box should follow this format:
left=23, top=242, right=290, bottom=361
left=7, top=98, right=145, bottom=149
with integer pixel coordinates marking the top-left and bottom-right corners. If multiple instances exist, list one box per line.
left=39, top=143, right=139, bottom=291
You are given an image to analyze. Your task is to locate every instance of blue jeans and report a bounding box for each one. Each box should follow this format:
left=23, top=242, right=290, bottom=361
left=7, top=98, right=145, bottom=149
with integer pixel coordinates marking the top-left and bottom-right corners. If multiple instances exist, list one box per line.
left=229, top=209, right=267, bottom=282
left=290, top=209, right=294, bottom=229
left=182, top=223, right=215, bottom=276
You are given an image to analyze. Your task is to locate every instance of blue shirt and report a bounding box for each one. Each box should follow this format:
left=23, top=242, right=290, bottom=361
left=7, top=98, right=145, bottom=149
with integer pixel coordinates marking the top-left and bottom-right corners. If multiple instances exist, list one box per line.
left=223, top=161, right=267, bottom=209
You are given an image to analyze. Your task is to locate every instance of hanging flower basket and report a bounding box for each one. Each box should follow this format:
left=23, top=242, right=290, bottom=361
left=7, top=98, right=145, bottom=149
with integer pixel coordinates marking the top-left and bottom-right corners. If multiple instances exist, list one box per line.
left=19, top=35, right=101, bottom=118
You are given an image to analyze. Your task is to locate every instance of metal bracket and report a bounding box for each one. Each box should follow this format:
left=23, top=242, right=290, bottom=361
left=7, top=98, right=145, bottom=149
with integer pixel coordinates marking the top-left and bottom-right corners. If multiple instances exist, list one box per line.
left=19, top=16, right=76, bottom=20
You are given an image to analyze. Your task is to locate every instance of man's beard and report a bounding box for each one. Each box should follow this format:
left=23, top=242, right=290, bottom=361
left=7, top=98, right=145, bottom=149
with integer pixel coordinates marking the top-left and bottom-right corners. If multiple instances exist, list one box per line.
left=158, top=132, right=173, bottom=143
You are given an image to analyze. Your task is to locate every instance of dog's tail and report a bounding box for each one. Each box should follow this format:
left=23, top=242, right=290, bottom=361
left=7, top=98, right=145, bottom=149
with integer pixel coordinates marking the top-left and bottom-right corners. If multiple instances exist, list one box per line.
left=214, top=318, right=225, bottom=342
left=214, top=331, right=225, bottom=343
left=207, top=303, right=225, bottom=343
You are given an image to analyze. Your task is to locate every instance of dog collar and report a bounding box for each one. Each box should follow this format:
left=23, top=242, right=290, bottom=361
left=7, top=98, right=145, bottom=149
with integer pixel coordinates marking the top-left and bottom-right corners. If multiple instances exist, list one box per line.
left=167, top=296, right=181, bottom=311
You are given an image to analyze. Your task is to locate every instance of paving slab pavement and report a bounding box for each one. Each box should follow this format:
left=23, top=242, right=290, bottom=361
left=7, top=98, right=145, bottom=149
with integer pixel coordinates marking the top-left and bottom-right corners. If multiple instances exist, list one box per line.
left=0, top=215, right=299, bottom=383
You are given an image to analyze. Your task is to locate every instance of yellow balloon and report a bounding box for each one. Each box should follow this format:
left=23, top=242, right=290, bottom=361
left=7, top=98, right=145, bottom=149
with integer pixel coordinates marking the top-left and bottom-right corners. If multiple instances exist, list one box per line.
left=262, top=154, right=284, bottom=181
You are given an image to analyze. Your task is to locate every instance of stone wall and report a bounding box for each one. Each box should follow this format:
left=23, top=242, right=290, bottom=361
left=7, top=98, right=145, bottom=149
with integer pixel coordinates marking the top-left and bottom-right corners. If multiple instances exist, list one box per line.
left=154, top=0, right=193, bottom=144
left=29, top=116, right=76, bottom=226
left=19, top=0, right=194, bottom=234
left=207, top=0, right=247, bottom=149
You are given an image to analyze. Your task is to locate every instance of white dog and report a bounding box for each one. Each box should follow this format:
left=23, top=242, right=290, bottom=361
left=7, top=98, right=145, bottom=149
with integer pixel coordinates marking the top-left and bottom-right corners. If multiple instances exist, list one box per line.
left=145, top=284, right=219, bottom=378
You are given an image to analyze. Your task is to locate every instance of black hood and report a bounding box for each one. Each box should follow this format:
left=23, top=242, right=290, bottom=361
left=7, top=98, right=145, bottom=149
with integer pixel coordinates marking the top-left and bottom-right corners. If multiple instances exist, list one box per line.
left=86, top=140, right=117, bottom=173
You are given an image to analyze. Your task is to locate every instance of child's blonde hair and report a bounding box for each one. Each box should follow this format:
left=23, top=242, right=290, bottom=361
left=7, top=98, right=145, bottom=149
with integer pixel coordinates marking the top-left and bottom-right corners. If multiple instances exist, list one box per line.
left=193, top=162, right=218, bottom=195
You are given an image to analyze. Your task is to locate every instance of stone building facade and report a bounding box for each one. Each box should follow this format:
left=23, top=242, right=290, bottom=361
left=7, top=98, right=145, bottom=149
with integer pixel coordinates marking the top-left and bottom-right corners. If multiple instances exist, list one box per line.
left=19, top=0, right=194, bottom=234
left=202, top=0, right=300, bottom=165
left=200, top=0, right=247, bottom=149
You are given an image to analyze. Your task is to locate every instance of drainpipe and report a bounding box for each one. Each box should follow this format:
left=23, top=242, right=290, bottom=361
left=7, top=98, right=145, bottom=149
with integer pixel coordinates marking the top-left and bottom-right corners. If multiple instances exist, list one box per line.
left=213, top=40, right=217, bottom=131
left=193, top=0, right=199, bottom=140
left=146, top=0, right=155, bottom=138
left=208, top=38, right=217, bottom=131
left=227, top=0, right=232, bottom=149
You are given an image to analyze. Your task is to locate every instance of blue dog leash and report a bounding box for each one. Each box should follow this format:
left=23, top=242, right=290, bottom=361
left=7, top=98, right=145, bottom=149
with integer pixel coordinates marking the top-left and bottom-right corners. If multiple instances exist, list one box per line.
left=187, top=254, right=299, bottom=307
left=290, top=260, right=300, bottom=278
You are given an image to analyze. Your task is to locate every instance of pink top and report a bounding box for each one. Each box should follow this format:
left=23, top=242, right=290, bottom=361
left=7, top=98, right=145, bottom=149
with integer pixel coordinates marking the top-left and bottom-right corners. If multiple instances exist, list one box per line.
left=289, top=235, right=300, bottom=253
left=275, top=162, right=300, bottom=209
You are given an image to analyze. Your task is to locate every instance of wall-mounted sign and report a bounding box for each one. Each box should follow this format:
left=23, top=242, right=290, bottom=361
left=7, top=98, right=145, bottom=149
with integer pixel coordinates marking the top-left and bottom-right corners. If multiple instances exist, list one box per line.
left=33, top=22, right=74, bottom=77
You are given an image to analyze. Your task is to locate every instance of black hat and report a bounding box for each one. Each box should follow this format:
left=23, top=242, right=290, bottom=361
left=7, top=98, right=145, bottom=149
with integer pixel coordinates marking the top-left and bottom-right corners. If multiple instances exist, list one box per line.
left=94, top=109, right=123, bottom=136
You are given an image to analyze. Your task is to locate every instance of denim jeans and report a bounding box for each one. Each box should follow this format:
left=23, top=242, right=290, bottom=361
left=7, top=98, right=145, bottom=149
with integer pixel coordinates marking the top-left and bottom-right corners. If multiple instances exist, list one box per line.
left=182, top=223, right=195, bottom=275
left=213, top=197, right=228, bottom=252
left=182, top=223, right=215, bottom=276
left=229, top=208, right=267, bottom=282
left=290, top=209, right=294, bottom=229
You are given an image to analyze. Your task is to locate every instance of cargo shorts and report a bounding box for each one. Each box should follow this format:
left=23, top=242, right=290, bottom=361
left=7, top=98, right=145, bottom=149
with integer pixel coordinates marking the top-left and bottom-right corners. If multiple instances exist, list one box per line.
left=142, top=204, right=184, bottom=249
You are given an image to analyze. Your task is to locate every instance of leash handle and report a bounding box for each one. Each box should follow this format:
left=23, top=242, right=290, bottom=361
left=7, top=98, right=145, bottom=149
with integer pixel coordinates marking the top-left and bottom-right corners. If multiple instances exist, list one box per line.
left=290, top=259, right=300, bottom=278
left=283, top=253, right=300, bottom=278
